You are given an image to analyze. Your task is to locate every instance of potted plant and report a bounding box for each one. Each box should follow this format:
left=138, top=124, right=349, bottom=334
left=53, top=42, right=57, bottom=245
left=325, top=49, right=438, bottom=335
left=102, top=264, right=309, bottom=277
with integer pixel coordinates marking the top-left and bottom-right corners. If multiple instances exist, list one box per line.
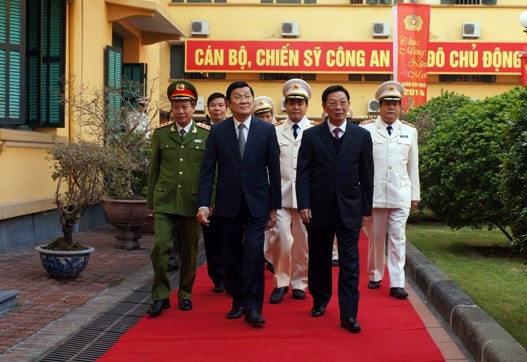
left=60, top=80, right=160, bottom=249
left=36, top=140, right=107, bottom=279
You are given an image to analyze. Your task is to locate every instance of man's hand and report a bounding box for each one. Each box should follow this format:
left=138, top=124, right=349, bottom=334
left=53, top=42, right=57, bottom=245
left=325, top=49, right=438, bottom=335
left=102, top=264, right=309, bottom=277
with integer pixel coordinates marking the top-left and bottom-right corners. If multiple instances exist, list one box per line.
left=410, top=201, right=419, bottom=212
left=299, top=209, right=312, bottom=224
left=267, top=209, right=278, bottom=229
left=361, top=215, right=370, bottom=227
left=196, top=207, right=212, bottom=226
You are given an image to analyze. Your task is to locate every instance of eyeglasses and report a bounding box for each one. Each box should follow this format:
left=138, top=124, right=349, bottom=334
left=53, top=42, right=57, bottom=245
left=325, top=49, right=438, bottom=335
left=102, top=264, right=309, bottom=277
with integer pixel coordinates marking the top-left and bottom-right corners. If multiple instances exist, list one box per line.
left=231, top=94, right=253, bottom=103
left=325, top=101, right=349, bottom=109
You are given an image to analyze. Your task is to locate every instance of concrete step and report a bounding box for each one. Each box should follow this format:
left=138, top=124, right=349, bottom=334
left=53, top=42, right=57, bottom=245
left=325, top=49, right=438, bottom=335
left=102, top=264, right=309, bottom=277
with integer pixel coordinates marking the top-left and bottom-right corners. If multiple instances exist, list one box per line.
left=0, top=290, right=20, bottom=314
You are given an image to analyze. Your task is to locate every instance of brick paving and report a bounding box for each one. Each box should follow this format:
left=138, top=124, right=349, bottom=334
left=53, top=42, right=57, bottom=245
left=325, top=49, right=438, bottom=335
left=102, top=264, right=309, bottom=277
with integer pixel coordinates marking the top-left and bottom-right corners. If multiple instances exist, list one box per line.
left=0, top=224, right=154, bottom=357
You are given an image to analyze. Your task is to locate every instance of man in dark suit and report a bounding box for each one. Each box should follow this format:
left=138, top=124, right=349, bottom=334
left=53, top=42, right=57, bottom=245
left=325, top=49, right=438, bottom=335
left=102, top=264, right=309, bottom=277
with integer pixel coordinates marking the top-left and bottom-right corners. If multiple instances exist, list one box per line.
left=296, top=85, right=374, bottom=333
left=197, top=81, right=281, bottom=328
left=201, top=92, right=228, bottom=293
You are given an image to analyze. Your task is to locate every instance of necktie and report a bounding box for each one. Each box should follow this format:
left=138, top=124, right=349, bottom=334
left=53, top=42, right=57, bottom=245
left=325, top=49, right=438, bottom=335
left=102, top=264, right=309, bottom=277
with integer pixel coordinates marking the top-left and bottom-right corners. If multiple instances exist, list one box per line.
left=333, top=128, right=341, bottom=140
left=238, top=124, right=246, bottom=157
left=180, top=129, right=186, bottom=140
left=387, top=125, right=393, bottom=136
left=292, top=124, right=299, bottom=139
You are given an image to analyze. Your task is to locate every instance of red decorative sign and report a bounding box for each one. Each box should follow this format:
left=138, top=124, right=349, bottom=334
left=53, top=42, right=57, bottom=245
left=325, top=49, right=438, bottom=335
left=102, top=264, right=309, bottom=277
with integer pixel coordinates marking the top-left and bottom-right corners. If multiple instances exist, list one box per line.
left=394, top=3, right=431, bottom=111
left=521, top=52, right=527, bottom=87
left=185, top=40, right=524, bottom=75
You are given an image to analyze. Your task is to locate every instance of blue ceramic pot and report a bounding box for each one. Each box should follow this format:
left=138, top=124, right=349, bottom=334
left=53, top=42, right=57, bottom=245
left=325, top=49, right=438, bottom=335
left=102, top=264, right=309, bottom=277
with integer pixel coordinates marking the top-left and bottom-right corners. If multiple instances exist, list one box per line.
left=35, top=245, right=95, bottom=279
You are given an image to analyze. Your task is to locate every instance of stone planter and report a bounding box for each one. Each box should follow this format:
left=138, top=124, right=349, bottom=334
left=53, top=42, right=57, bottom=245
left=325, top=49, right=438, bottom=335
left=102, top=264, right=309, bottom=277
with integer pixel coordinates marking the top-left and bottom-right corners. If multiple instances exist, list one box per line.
left=35, top=245, right=95, bottom=279
left=102, top=198, right=149, bottom=250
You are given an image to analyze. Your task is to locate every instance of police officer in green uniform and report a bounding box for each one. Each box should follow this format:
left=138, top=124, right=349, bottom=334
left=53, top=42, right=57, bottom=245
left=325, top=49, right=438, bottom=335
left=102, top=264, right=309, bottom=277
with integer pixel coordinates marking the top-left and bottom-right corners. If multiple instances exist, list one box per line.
left=147, top=80, right=210, bottom=317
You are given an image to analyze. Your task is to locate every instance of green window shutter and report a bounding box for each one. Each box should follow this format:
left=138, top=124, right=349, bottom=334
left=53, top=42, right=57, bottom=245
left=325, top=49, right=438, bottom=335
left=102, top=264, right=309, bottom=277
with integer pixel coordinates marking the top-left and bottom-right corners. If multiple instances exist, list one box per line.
left=0, top=0, right=25, bottom=125
left=122, top=63, right=147, bottom=102
left=105, top=46, right=123, bottom=131
left=26, top=0, right=65, bottom=128
left=170, top=45, right=185, bottom=79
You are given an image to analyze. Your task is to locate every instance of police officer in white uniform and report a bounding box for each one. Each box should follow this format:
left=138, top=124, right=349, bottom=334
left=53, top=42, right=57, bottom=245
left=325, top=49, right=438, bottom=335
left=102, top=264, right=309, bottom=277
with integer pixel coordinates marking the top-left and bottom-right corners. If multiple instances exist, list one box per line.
left=360, top=81, right=420, bottom=299
left=268, top=79, right=316, bottom=303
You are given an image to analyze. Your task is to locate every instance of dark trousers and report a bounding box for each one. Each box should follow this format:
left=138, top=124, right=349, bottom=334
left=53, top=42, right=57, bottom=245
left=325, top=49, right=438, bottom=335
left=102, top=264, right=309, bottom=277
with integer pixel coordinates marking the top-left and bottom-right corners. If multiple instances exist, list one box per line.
left=201, top=215, right=225, bottom=285
left=306, top=210, right=361, bottom=320
left=218, top=195, right=267, bottom=313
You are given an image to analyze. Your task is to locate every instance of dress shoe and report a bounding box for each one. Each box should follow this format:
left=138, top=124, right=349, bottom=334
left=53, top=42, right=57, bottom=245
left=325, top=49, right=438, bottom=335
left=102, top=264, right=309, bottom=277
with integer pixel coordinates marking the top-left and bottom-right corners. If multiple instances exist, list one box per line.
left=226, top=306, right=244, bottom=319
left=292, top=289, right=306, bottom=300
left=389, top=287, right=409, bottom=299
left=244, top=310, right=266, bottom=327
left=147, top=299, right=171, bottom=317
left=178, top=299, right=193, bottom=311
left=340, top=317, right=361, bottom=333
left=367, top=280, right=381, bottom=289
left=269, top=287, right=288, bottom=304
left=212, top=282, right=225, bottom=293
left=332, top=259, right=339, bottom=267
left=310, top=305, right=326, bottom=317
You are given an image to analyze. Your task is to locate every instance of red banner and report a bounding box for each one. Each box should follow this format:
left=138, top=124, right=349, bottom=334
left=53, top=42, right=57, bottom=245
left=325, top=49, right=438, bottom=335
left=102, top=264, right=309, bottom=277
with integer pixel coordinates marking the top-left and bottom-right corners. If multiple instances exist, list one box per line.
left=394, top=3, right=431, bottom=111
left=521, top=52, right=527, bottom=87
left=185, top=40, right=524, bottom=75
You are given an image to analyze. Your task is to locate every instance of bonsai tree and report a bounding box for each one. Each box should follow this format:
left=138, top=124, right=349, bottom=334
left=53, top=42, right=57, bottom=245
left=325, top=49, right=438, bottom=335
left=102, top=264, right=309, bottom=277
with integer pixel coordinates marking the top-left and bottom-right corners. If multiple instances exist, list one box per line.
left=60, top=79, right=162, bottom=200
left=45, top=140, right=108, bottom=250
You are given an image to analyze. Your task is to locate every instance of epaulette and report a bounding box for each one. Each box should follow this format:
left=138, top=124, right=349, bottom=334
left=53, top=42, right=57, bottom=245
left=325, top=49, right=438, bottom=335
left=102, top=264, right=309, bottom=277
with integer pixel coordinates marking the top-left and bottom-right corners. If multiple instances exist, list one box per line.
left=196, top=122, right=211, bottom=130
left=309, top=120, right=320, bottom=126
left=153, top=121, right=174, bottom=130
left=273, top=119, right=284, bottom=126
left=360, top=119, right=375, bottom=126
left=401, top=120, right=416, bottom=128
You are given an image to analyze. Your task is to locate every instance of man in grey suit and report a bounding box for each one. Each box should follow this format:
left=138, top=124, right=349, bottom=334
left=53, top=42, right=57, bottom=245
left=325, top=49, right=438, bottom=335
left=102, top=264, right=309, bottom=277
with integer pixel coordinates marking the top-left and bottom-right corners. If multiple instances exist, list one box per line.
left=296, top=85, right=374, bottom=333
left=197, top=81, right=281, bottom=328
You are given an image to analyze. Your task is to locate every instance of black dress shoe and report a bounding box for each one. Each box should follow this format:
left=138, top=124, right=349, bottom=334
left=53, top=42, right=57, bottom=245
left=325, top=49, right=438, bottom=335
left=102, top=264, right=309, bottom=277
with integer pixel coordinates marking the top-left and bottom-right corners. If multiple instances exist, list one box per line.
left=389, top=287, right=409, bottom=299
left=226, top=306, right=244, bottom=319
left=310, top=305, right=326, bottom=317
left=212, top=282, right=225, bottom=293
left=367, top=280, right=381, bottom=289
left=292, top=289, right=306, bottom=300
left=340, top=317, right=361, bottom=333
left=178, top=299, right=193, bottom=311
left=148, top=299, right=171, bottom=317
left=269, top=287, right=288, bottom=304
left=244, top=310, right=266, bottom=327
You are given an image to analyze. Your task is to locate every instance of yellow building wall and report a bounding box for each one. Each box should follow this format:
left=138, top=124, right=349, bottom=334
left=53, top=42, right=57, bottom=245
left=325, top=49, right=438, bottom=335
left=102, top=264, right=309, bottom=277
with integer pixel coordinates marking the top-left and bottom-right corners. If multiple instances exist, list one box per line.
left=162, top=3, right=527, bottom=119
left=0, top=0, right=166, bottom=221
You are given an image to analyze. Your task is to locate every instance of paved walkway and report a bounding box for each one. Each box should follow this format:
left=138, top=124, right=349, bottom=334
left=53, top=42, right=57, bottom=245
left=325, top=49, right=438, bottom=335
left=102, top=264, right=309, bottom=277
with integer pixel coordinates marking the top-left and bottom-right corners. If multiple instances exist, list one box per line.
left=0, top=224, right=473, bottom=361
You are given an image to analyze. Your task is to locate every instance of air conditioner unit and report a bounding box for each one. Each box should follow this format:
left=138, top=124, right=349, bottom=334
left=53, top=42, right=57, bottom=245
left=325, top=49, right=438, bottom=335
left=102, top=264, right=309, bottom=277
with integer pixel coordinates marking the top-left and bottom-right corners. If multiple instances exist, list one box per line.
left=368, top=99, right=380, bottom=113
left=195, top=96, right=205, bottom=112
left=372, top=22, right=390, bottom=38
left=191, top=20, right=209, bottom=36
left=462, top=22, right=480, bottom=39
left=281, top=22, right=300, bottom=38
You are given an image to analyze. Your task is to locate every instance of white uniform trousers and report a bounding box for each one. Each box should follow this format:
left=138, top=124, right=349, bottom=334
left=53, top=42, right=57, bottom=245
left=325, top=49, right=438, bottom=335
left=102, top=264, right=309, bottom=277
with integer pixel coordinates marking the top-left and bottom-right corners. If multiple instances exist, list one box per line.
left=269, top=207, right=309, bottom=290
left=364, top=207, right=410, bottom=288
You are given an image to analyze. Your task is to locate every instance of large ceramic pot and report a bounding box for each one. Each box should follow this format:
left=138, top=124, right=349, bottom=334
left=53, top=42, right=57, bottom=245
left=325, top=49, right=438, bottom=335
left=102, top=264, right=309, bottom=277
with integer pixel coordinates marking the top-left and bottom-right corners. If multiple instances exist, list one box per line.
left=35, top=245, right=95, bottom=279
left=102, top=198, right=149, bottom=250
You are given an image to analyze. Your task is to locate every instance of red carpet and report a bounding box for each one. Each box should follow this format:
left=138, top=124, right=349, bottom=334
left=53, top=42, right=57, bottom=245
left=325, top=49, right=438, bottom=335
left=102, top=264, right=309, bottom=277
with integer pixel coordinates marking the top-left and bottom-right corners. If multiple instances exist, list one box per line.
left=99, top=234, right=444, bottom=362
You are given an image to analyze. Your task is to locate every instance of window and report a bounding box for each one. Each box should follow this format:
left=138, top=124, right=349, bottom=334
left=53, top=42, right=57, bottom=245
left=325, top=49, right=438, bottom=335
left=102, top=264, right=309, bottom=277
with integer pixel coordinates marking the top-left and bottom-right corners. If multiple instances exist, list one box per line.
left=439, top=74, right=495, bottom=83
left=170, top=44, right=226, bottom=81
left=1, top=0, right=66, bottom=127
left=260, top=74, right=316, bottom=81
left=348, top=74, right=392, bottom=82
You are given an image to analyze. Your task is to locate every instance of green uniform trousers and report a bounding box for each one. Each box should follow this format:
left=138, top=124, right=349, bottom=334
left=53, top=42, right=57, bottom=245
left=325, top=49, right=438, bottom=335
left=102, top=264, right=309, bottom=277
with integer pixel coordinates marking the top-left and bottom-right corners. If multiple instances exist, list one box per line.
left=150, top=212, right=200, bottom=301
